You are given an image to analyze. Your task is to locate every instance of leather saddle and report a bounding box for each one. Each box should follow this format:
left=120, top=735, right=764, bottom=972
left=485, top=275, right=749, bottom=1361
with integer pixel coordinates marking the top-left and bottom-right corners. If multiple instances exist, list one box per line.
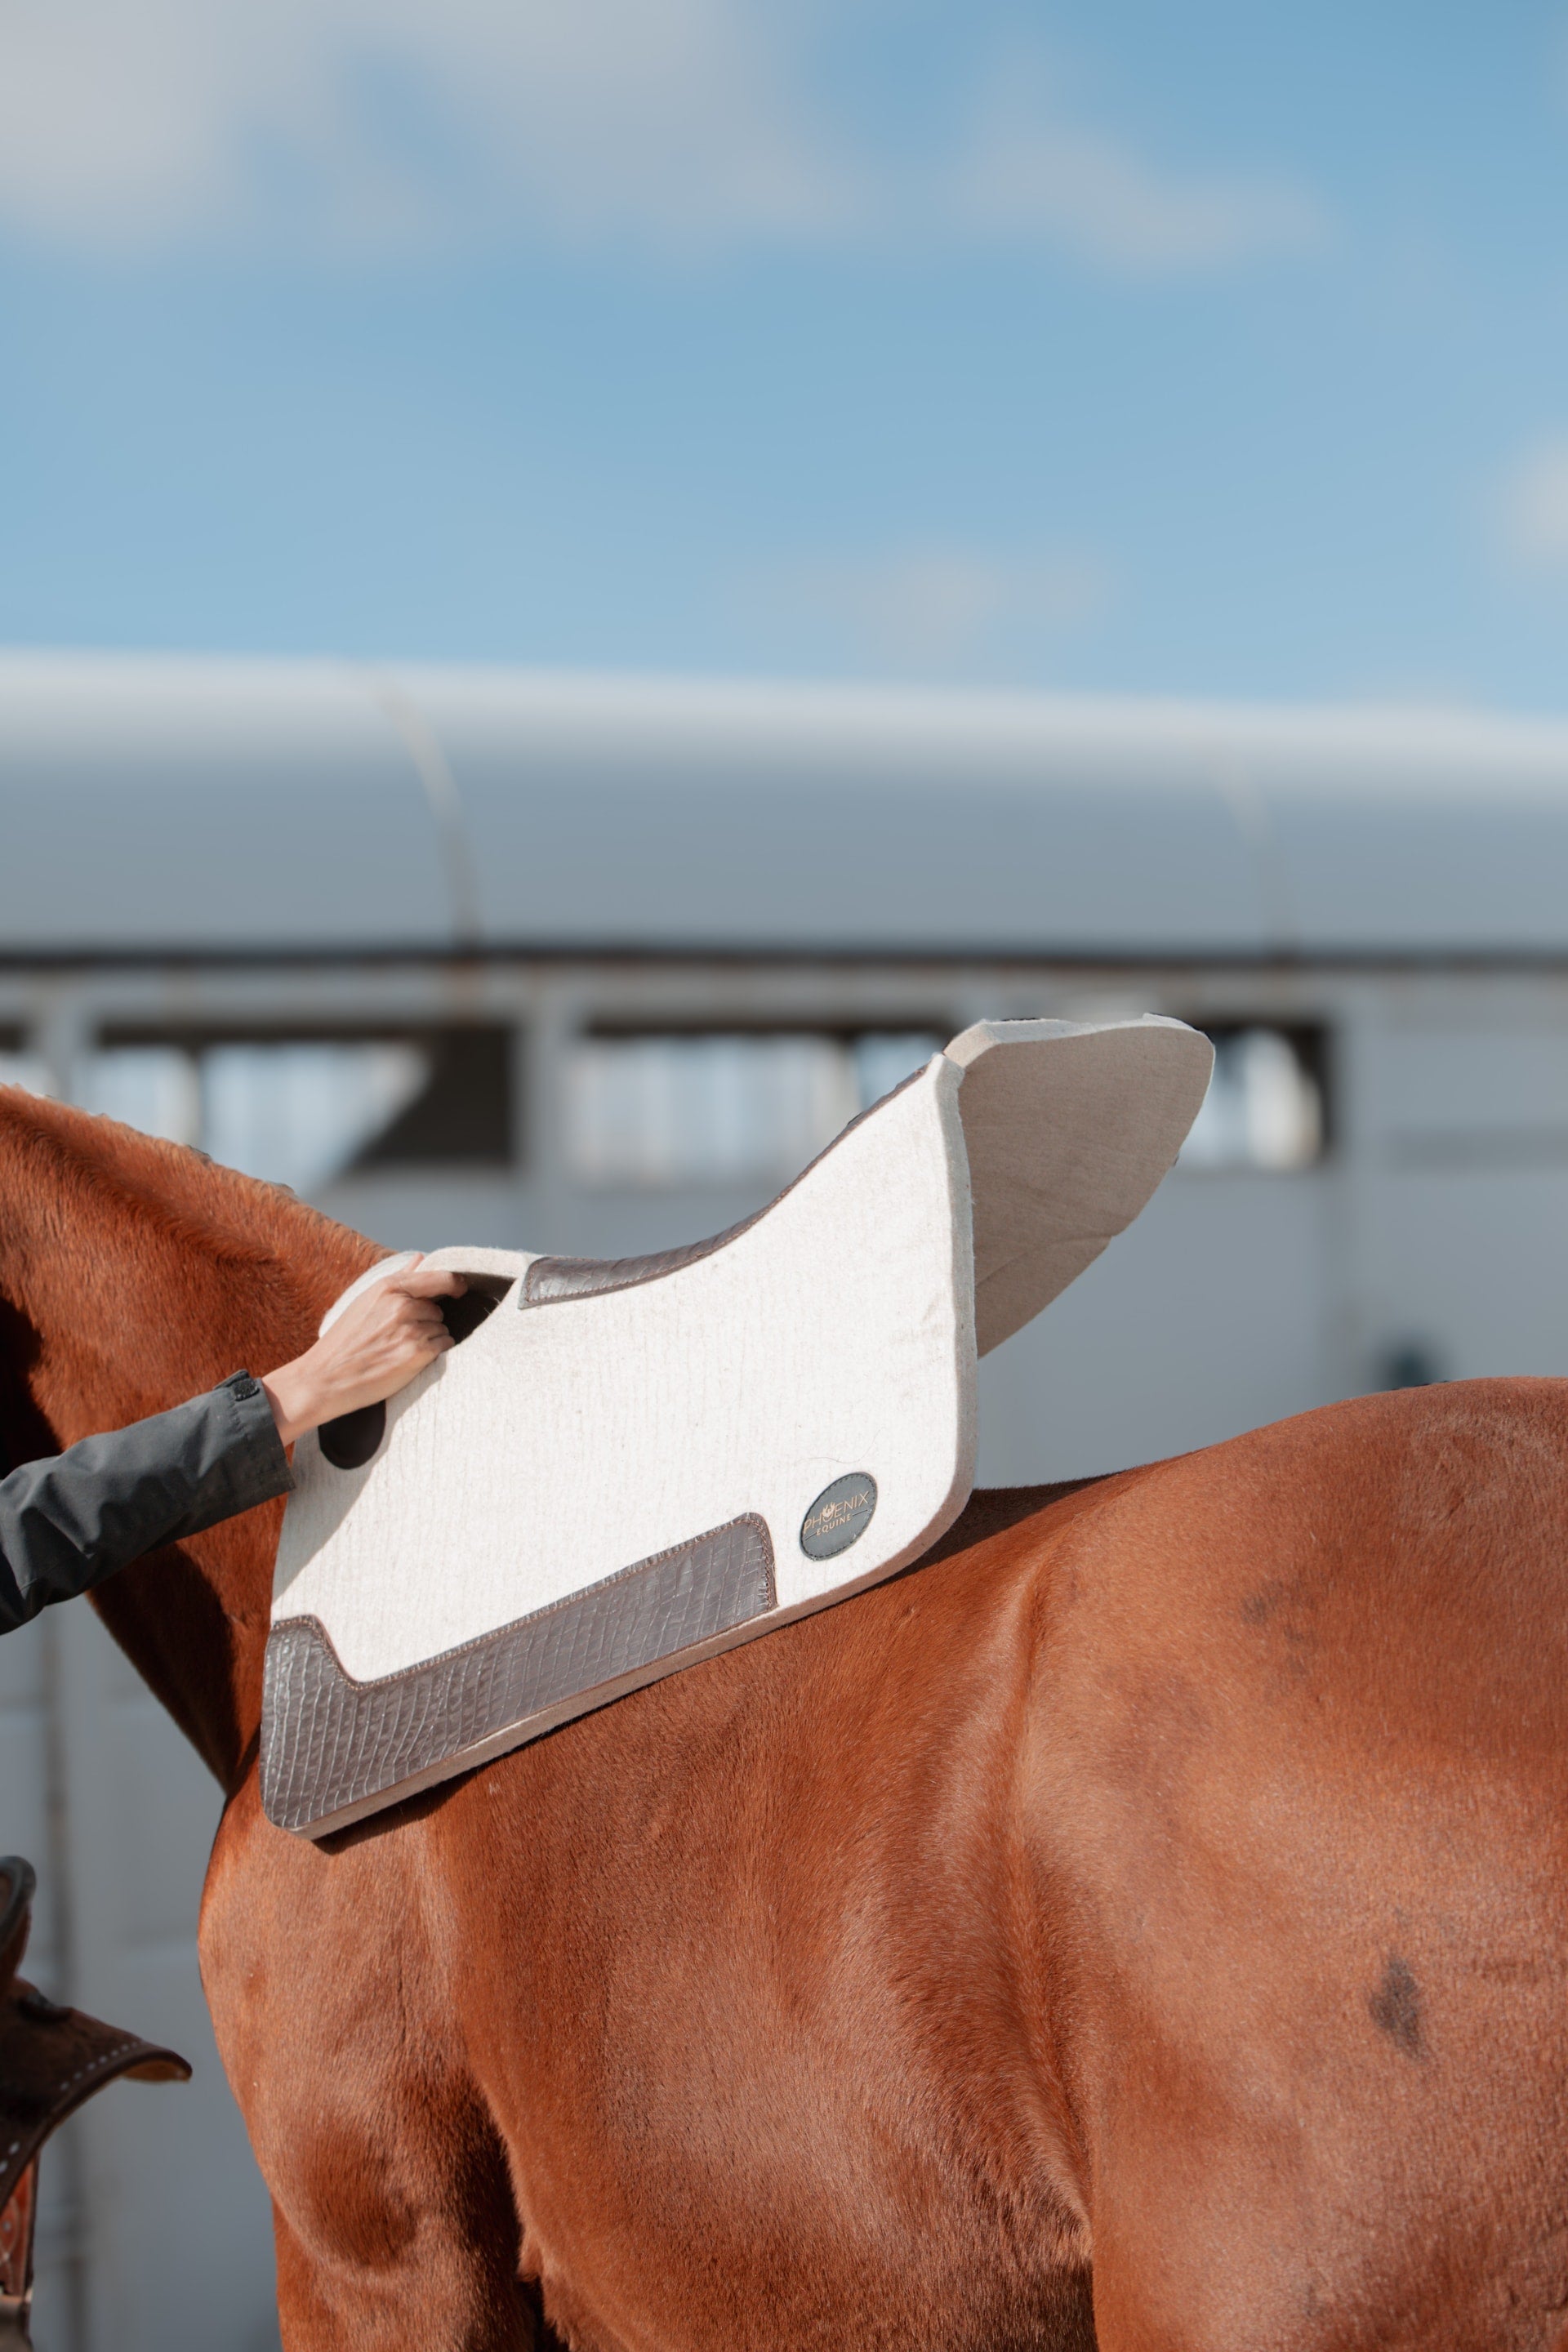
left=263, top=1014, right=1214, bottom=1839
left=0, top=1856, right=189, bottom=2347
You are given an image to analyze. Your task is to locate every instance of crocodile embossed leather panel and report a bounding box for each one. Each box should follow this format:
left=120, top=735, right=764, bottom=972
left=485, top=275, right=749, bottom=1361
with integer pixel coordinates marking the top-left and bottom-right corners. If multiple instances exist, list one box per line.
left=261, top=1513, right=776, bottom=1835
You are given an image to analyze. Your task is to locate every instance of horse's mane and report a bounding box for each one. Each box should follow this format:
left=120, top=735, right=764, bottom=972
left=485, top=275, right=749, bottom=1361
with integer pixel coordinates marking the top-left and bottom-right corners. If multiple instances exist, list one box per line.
left=0, top=1084, right=381, bottom=1781
left=0, top=1082, right=367, bottom=1279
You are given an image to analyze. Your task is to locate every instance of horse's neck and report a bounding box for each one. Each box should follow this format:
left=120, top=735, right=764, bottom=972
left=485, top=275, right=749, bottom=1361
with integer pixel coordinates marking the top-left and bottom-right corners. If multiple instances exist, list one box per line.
left=0, top=1092, right=376, bottom=1787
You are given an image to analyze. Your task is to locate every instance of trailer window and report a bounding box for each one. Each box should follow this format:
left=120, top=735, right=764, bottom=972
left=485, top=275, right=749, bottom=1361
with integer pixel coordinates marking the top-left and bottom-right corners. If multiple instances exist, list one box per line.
left=81, top=1027, right=514, bottom=1194
left=0, top=1029, right=49, bottom=1098
left=566, top=1029, right=942, bottom=1187
left=1179, top=1025, right=1326, bottom=1172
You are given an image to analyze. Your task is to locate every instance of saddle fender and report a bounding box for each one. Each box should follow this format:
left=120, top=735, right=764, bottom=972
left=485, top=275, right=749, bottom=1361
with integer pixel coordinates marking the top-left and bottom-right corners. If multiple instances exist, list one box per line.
left=0, top=1857, right=189, bottom=2346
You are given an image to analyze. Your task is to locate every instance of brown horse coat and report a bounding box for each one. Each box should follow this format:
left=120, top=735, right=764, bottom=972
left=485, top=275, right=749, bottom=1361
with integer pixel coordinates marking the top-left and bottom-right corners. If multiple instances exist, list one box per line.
left=3, top=1085, right=1568, bottom=2351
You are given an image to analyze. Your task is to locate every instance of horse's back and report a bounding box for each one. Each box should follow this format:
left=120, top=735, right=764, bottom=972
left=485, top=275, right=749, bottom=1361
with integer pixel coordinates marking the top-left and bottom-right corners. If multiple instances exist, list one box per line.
left=404, top=1378, right=1568, bottom=2349
left=1034, top=1378, right=1568, bottom=2350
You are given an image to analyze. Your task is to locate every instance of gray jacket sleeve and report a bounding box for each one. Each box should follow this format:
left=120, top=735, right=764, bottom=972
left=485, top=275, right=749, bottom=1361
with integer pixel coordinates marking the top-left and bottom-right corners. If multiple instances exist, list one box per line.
left=0, top=1374, right=293, bottom=1636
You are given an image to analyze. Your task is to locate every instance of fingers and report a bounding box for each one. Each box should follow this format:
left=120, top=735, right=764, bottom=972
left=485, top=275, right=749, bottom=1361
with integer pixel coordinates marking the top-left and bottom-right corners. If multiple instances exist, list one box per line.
left=325, top=1283, right=452, bottom=1371
left=370, top=1294, right=452, bottom=1354
left=391, top=1267, right=469, bottom=1300
left=377, top=1288, right=450, bottom=1326
left=266, top=1262, right=474, bottom=1441
left=349, top=1266, right=466, bottom=1330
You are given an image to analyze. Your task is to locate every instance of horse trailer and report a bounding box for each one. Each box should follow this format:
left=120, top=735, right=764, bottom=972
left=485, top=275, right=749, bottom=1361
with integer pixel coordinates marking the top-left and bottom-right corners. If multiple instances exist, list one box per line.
left=4, top=652, right=1568, bottom=2348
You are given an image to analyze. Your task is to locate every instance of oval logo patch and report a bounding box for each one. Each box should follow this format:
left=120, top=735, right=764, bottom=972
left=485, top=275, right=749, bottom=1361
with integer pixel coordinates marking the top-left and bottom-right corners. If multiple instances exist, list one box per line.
left=800, top=1473, right=878, bottom=1561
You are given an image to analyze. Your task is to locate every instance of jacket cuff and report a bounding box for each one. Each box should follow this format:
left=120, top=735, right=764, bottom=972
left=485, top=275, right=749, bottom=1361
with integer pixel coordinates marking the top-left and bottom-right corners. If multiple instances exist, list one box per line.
left=216, top=1373, right=294, bottom=1512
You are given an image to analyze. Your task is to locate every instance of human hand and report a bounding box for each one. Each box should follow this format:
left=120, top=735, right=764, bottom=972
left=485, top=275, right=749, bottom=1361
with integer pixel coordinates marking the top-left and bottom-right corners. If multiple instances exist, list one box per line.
left=261, top=1257, right=467, bottom=1448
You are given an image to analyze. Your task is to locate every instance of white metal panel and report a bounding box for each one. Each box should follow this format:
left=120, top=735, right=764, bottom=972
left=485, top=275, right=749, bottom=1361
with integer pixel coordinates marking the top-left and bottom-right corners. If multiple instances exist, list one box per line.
left=1375, top=1024, right=1568, bottom=1160
left=0, top=1619, right=52, bottom=1967
left=1263, top=781, right=1568, bottom=956
left=9, top=654, right=1568, bottom=956
left=51, top=1606, right=278, bottom=2352
left=975, top=1168, right=1343, bottom=1481
left=1355, top=1014, right=1568, bottom=1383
left=408, top=668, right=1271, bottom=955
left=1361, top=1169, right=1568, bottom=1383
left=0, top=656, right=454, bottom=954
left=0, top=1615, right=82, bottom=2352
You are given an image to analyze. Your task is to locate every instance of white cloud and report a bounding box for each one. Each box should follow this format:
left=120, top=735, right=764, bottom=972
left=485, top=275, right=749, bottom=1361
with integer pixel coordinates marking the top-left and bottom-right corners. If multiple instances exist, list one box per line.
left=0, top=0, right=854, bottom=252
left=0, top=0, right=1325, bottom=270
left=767, top=545, right=1114, bottom=674
left=953, top=106, right=1325, bottom=270
left=1497, top=437, right=1568, bottom=570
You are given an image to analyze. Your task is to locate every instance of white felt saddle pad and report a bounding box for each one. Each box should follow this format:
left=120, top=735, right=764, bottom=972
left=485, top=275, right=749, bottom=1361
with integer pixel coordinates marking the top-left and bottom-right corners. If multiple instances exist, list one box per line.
left=261, top=1015, right=1212, bottom=1835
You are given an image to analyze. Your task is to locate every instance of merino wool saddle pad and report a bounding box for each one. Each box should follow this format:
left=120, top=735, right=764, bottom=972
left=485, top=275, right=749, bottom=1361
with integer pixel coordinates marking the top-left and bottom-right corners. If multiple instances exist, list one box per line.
left=262, top=1015, right=1213, bottom=1836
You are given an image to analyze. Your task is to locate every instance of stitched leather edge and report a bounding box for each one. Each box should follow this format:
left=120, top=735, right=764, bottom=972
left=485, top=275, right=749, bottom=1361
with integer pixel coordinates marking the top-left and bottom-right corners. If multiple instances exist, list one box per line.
left=0, top=1990, right=190, bottom=2207
left=261, top=1514, right=776, bottom=1836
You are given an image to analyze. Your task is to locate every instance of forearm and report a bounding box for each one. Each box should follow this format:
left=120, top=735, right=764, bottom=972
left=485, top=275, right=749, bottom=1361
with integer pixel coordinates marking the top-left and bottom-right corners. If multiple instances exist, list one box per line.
left=0, top=1374, right=292, bottom=1635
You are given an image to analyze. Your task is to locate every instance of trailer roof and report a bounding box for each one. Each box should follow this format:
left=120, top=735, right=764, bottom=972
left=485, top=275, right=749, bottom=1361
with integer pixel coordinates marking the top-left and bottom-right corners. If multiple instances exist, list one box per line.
left=4, top=651, right=1568, bottom=960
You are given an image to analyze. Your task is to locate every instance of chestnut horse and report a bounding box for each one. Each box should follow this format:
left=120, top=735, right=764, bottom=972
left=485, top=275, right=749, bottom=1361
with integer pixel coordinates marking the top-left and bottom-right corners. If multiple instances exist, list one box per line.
left=4, top=1085, right=1568, bottom=2351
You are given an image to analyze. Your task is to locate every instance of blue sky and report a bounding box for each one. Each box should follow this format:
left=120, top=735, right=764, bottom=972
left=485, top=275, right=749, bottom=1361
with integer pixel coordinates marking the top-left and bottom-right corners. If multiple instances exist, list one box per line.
left=3, top=2, right=1568, bottom=707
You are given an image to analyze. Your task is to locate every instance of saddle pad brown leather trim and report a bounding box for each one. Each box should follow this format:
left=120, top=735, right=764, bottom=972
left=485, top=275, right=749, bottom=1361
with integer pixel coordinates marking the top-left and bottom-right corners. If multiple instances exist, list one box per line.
left=261, top=1513, right=776, bottom=1837
left=523, top=1218, right=758, bottom=1305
